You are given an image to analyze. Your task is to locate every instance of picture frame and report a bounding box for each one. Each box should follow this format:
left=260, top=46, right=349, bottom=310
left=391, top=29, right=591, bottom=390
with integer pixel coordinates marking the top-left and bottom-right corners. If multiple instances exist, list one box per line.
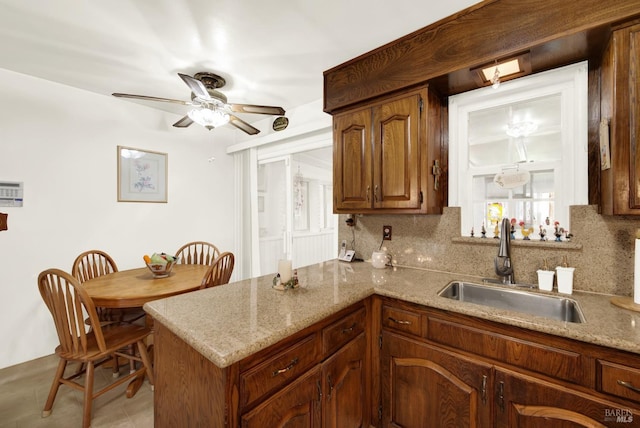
left=117, top=146, right=168, bottom=203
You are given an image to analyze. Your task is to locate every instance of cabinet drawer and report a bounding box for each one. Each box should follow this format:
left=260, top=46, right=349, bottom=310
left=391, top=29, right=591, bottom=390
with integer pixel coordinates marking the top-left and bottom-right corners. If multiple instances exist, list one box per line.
left=599, top=360, right=640, bottom=403
left=240, top=334, right=320, bottom=410
left=322, top=307, right=366, bottom=357
left=381, top=304, right=422, bottom=337
left=427, top=316, right=589, bottom=386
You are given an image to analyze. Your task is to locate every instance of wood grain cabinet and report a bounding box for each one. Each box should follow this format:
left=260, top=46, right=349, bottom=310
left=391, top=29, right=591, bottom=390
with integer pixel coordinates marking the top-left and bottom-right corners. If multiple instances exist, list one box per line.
left=495, top=369, right=638, bottom=427
left=241, top=366, right=322, bottom=427
left=376, top=297, right=640, bottom=427
left=380, top=331, right=492, bottom=427
left=333, top=86, right=443, bottom=214
left=240, top=333, right=367, bottom=428
left=600, top=21, right=640, bottom=216
left=153, top=302, right=369, bottom=428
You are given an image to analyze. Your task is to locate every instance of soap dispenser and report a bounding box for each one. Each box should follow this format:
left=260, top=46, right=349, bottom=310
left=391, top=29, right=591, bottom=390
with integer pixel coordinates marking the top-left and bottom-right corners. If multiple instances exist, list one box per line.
left=556, top=256, right=575, bottom=294
left=537, top=258, right=555, bottom=291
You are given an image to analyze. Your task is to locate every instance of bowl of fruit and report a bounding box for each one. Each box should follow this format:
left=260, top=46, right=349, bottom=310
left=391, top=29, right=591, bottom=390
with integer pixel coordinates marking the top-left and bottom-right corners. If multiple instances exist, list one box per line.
left=144, top=253, right=179, bottom=278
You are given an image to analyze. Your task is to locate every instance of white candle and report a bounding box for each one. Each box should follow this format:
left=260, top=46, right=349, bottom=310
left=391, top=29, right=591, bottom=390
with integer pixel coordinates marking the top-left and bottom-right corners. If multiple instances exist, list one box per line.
left=635, top=230, right=640, bottom=304
left=278, top=259, right=292, bottom=284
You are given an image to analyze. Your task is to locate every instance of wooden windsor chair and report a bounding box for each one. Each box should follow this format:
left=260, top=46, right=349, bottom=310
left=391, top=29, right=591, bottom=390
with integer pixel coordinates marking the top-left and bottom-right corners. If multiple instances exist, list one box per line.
left=38, top=268, right=154, bottom=428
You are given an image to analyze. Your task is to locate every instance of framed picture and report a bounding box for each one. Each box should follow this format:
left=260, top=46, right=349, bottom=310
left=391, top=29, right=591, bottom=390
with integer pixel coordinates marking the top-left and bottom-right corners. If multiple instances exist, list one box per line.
left=117, top=146, right=168, bottom=203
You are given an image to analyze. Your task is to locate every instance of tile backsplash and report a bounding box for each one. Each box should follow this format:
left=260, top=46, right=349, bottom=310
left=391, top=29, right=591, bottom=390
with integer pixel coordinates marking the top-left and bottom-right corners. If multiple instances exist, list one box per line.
left=338, top=205, right=640, bottom=296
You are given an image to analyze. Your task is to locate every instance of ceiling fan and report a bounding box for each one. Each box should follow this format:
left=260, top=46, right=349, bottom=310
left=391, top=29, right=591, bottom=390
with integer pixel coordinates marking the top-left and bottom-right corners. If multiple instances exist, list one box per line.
left=113, top=72, right=285, bottom=135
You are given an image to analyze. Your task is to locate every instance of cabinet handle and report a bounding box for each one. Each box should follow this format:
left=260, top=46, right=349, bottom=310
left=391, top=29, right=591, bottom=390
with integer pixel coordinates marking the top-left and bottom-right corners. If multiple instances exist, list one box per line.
left=618, top=380, right=640, bottom=394
left=327, top=374, right=334, bottom=398
left=317, top=380, right=322, bottom=401
left=498, top=381, right=505, bottom=412
left=366, top=186, right=370, bottom=202
left=388, top=317, right=412, bottom=325
left=374, top=185, right=379, bottom=202
left=272, top=357, right=299, bottom=377
left=342, top=323, right=356, bottom=333
left=481, top=375, right=487, bottom=404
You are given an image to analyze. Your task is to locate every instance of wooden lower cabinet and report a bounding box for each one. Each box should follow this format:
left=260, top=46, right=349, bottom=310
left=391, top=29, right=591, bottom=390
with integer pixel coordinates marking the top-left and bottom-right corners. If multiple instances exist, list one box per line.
left=153, top=302, right=369, bottom=427
left=241, top=366, right=322, bottom=428
left=380, top=331, right=492, bottom=427
left=376, top=297, right=640, bottom=428
left=242, top=333, right=367, bottom=428
left=154, top=296, right=640, bottom=427
left=323, top=333, right=367, bottom=428
left=496, top=369, right=640, bottom=427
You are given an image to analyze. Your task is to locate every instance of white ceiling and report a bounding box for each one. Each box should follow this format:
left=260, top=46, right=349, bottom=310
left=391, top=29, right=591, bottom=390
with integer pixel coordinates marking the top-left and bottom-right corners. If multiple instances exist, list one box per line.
left=0, top=0, right=481, bottom=123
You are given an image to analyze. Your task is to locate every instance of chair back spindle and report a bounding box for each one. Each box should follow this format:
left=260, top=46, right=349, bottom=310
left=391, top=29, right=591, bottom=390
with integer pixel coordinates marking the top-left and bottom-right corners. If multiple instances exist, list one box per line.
left=72, top=250, right=118, bottom=284
left=175, top=241, right=220, bottom=265
left=201, top=252, right=235, bottom=289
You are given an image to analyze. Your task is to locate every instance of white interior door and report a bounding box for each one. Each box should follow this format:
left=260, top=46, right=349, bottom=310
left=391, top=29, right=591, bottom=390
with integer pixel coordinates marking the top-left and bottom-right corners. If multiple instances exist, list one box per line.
left=250, top=143, right=337, bottom=278
left=256, top=156, right=292, bottom=277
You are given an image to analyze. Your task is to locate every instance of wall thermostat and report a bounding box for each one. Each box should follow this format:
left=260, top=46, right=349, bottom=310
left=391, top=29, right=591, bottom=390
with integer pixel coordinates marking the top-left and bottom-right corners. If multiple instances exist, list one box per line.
left=0, top=181, right=23, bottom=207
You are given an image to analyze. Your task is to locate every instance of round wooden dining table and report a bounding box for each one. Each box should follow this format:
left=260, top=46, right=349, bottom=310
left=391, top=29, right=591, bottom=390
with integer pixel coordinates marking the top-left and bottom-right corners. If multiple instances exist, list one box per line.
left=84, top=263, right=210, bottom=309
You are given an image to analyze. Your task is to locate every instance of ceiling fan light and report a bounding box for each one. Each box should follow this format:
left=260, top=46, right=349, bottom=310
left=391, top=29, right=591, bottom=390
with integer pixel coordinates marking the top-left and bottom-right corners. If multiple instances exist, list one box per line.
left=187, top=108, right=230, bottom=129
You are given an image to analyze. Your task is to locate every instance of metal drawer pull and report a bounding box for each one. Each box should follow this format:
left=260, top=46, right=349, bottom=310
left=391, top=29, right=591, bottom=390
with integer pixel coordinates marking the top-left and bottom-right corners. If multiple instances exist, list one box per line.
left=388, top=317, right=412, bottom=325
left=618, top=380, right=640, bottom=393
left=342, top=323, right=356, bottom=333
left=272, top=357, right=299, bottom=377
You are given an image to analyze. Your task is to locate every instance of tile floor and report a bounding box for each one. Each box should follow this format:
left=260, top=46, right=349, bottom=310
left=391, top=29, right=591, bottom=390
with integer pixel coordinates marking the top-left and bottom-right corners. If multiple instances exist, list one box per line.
left=0, top=354, right=153, bottom=427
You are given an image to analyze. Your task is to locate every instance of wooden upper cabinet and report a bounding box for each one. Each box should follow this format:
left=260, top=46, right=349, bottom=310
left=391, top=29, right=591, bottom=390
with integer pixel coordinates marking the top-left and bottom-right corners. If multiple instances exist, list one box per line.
left=333, top=86, right=442, bottom=214
left=372, top=93, right=420, bottom=210
left=600, top=22, right=640, bottom=215
left=333, top=108, right=372, bottom=211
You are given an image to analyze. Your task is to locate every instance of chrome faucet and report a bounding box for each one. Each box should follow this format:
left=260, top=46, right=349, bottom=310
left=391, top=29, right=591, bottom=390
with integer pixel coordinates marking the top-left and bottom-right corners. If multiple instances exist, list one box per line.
left=494, top=218, right=515, bottom=285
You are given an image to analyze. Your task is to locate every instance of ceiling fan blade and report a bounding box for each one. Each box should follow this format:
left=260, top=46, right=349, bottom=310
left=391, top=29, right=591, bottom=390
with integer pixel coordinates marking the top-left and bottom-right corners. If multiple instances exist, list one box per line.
left=229, top=103, right=285, bottom=116
left=228, top=114, right=260, bottom=135
left=172, top=115, right=194, bottom=128
left=112, top=93, right=195, bottom=106
left=178, top=73, right=211, bottom=100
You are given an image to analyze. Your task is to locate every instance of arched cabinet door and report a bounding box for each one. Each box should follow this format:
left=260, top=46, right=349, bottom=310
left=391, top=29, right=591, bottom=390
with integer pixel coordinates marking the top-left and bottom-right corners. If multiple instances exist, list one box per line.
left=495, top=369, right=638, bottom=427
left=380, top=331, right=492, bottom=427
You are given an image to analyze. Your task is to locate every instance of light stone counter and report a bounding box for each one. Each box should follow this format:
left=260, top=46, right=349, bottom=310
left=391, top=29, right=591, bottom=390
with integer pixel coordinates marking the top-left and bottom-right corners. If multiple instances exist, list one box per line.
left=144, top=259, right=640, bottom=368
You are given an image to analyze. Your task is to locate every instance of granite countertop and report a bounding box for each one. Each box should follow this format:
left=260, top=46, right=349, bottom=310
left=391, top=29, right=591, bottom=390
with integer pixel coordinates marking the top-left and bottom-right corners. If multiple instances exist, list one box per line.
left=144, top=260, right=640, bottom=368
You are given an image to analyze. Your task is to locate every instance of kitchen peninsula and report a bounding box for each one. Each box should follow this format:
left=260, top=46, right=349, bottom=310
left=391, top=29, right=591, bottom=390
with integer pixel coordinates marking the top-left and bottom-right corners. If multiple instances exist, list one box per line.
left=145, top=260, right=640, bottom=426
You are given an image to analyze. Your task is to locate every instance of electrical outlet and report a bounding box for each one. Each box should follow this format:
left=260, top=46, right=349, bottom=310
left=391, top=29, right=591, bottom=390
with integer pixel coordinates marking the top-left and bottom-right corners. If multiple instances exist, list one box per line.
left=383, top=225, right=392, bottom=240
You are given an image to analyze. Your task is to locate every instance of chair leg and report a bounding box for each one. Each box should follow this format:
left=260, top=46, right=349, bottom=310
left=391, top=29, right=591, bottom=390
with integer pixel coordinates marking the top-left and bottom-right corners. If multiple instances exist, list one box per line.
left=112, top=353, right=120, bottom=378
left=137, top=340, right=154, bottom=386
left=129, top=344, right=136, bottom=373
left=82, top=361, right=95, bottom=428
left=42, top=359, right=67, bottom=417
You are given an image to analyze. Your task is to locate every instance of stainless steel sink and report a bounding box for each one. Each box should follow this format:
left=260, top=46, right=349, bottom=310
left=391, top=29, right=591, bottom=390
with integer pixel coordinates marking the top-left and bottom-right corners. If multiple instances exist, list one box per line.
left=438, top=281, right=585, bottom=323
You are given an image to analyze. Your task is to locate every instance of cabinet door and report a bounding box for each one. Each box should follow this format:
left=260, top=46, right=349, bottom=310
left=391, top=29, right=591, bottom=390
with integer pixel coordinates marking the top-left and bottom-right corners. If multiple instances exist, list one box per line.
left=323, top=333, right=367, bottom=428
left=628, top=25, right=640, bottom=210
left=241, top=366, right=322, bottom=428
left=381, top=331, right=492, bottom=428
left=495, top=368, right=640, bottom=427
left=333, top=108, right=372, bottom=211
left=372, top=91, right=422, bottom=210
left=601, top=23, right=640, bottom=215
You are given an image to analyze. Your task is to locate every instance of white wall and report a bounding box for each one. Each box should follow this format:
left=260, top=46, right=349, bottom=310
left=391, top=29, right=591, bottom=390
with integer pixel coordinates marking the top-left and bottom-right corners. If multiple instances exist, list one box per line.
left=0, top=68, right=238, bottom=369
